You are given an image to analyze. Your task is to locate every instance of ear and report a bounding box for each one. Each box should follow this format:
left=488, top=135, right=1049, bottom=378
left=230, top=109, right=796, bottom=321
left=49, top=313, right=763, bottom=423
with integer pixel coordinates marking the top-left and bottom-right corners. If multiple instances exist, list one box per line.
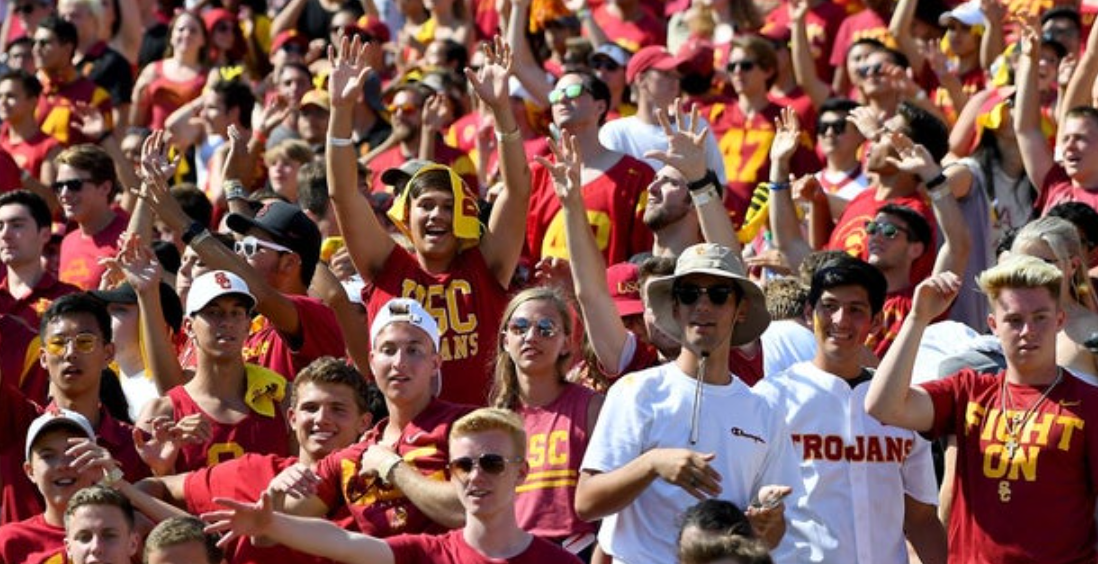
left=357, top=411, right=372, bottom=435
left=39, top=345, right=48, bottom=369
left=103, top=341, right=115, bottom=365
left=127, top=530, right=139, bottom=558
left=1055, top=306, right=1067, bottom=332
left=23, top=459, right=33, bottom=481
left=907, top=241, right=927, bottom=262
left=986, top=312, right=997, bottom=333
left=869, top=310, right=884, bottom=334
left=287, top=405, right=297, bottom=428
left=183, top=317, right=195, bottom=340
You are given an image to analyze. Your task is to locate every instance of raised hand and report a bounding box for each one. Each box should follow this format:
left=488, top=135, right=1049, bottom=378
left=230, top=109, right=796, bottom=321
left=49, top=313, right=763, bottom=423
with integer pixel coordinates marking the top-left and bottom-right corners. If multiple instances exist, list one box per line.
left=222, top=124, right=256, bottom=185
left=643, top=98, right=709, bottom=182
left=66, top=437, right=122, bottom=482
left=134, top=417, right=182, bottom=476
left=71, top=102, right=109, bottom=140
left=535, top=129, right=582, bottom=207
left=103, top=233, right=163, bottom=294
left=139, top=129, right=180, bottom=182
left=258, top=95, right=292, bottom=136
left=847, top=106, right=884, bottom=142
left=421, top=93, right=448, bottom=132
left=203, top=492, right=276, bottom=549
left=770, top=106, right=801, bottom=165
left=911, top=271, right=962, bottom=323
left=137, top=130, right=190, bottom=228
left=884, top=132, right=940, bottom=180
left=1015, top=11, right=1041, bottom=56
left=327, top=35, right=373, bottom=108
left=789, top=0, right=809, bottom=22
left=465, top=36, right=514, bottom=109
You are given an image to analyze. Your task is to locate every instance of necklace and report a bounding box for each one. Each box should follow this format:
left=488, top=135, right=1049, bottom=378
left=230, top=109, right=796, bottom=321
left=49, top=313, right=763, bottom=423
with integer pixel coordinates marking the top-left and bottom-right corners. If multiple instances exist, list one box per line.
left=999, top=368, right=1064, bottom=460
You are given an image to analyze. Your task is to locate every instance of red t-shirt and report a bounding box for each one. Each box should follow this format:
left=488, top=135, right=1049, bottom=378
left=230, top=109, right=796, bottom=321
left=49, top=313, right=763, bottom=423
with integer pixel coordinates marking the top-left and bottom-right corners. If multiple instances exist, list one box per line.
left=0, top=514, right=64, bottom=564
left=1035, top=165, right=1098, bottom=216
left=514, top=384, right=598, bottom=541
left=921, top=369, right=1098, bottom=563
left=0, top=126, right=59, bottom=181
left=184, top=453, right=337, bottom=564
left=0, top=273, right=80, bottom=330
left=827, top=189, right=937, bottom=285
left=0, top=381, right=42, bottom=525
left=0, top=149, right=23, bottom=195
left=314, top=400, right=473, bottom=537
left=865, top=286, right=913, bottom=359
left=828, top=9, right=892, bottom=68
left=367, top=139, right=478, bottom=196
left=242, top=294, right=346, bottom=382
left=166, top=384, right=290, bottom=472
left=35, top=73, right=113, bottom=147
left=0, top=314, right=47, bottom=405
left=524, top=154, right=654, bottom=265
left=387, top=529, right=582, bottom=564
left=366, top=247, right=507, bottom=406
left=766, top=0, right=847, bottom=84
left=58, top=212, right=128, bottom=290
left=591, top=5, right=666, bottom=53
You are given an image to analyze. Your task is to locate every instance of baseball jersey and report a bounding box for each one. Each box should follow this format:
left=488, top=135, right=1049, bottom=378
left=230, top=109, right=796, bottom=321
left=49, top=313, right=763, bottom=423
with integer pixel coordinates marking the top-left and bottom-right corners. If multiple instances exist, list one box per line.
left=514, top=383, right=599, bottom=541
left=581, top=362, right=802, bottom=564
left=166, top=378, right=290, bottom=473
left=242, top=294, right=346, bottom=382
left=314, top=400, right=473, bottom=537
left=387, top=529, right=582, bottom=564
left=365, top=246, right=507, bottom=406
left=754, top=363, right=937, bottom=563
left=524, top=154, right=654, bottom=265
left=0, top=514, right=63, bottom=564
left=921, top=368, right=1098, bottom=563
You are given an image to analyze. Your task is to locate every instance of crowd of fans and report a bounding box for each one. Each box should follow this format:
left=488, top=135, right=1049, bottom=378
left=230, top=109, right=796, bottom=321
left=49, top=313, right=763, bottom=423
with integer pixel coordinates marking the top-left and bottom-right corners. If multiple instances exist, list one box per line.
left=1, top=0, right=1098, bottom=561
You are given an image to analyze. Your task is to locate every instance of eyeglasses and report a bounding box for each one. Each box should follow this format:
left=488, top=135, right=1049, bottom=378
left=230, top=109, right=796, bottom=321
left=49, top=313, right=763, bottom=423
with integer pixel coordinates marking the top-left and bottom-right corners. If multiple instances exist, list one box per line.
left=590, top=58, right=620, bottom=71
left=864, top=220, right=910, bottom=240
left=51, top=178, right=89, bottom=193
left=448, top=454, right=525, bottom=480
left=856, top=64, right=884, bottom=78
left=817, top=120, right=848, bottom=136
left=386, top=102, right=417, bottom=114
left=505, top=317, right=559, bottom=339
left=234, top=235, right=294, bottom=258
left=548, top=83, right=587, bottom=105
left=726, top=60, right=757, bottom=73
left=45, top=333, right=100, bottom=355
left=672, top=284, right=737, bottom=306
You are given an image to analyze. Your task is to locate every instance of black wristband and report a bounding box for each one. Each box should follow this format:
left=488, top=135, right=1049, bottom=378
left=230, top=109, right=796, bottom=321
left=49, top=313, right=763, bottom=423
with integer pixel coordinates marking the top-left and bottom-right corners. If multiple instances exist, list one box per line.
left=180, top=221, right=205, bottom=245
left=924, top=172, right=947, bottom=190
left=95, top=130, right=113, bottom=144
left=687, top=169, right=719, bottom=192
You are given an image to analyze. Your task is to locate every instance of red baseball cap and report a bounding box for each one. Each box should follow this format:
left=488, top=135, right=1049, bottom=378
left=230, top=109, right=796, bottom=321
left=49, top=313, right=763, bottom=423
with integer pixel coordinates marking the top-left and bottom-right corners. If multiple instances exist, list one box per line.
left=357, top=15, right=391, bottom=43
left=272, top=29, right=308, bottom=54
left=202, top=8, right=235, bottom=32
left=626, top=46, right=687, bottom=83
left=607, top=262, right=644, bottom=318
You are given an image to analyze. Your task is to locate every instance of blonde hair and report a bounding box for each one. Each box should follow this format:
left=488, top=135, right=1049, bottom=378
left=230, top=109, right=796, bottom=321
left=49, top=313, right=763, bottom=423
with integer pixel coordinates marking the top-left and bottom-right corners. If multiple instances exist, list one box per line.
left=264, top=139, right=314, bottom=167
left=451, top=407, right=526, bottom=457
left=977, top=254, right=1063, bottom=306
left=489, top=286, right=574, bottom=410
left=1011, top=216, right=1092, bottom=304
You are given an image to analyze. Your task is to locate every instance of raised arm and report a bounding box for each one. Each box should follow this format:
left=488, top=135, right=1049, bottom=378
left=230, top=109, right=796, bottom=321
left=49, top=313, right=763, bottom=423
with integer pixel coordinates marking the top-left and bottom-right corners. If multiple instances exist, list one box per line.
left=269, top=0, right=309, bottom=41
left=308, top=265, right=372, bottom=374
left=865, top=272, right=961, bottom=431
left=326, top=37, right=396, bottom=281
left=164, top=95, right=206, bottom=154
left=979, top=0, right=1005, bottom=70
left=789, top=0, right=832, bottom=109
left=766, top=107, right=814, bottom=271
left=1013, top=15, right=1054, bottom=190
left=467, top=37, right=532, bottom=287
left=505, top=0, right=552, bottom=106
left=1059, top=13, right=1098, bottom=125
left=888, top=0, right=925, bottom=72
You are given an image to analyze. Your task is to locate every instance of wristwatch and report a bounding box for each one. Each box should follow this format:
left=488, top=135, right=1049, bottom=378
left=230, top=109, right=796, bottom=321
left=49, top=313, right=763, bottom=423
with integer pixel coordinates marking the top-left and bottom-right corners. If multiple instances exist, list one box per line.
left=687, top=170, right=719, bottom=192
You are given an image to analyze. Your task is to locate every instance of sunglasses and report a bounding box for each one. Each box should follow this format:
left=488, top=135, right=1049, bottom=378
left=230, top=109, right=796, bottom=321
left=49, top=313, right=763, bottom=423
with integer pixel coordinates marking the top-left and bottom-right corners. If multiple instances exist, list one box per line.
left=386, top=102, right=418, bottom=114
left=590, top=58, right=620, bottom=71
left=673, top=284, right=737, bottom=306
left=548, top=83, right=587, bottom=105
left=505, top=317, right=559, bottom=339
left=45, top=333, right=99, bottom=356
left=15, top=3, right=36, bottom=14
left=856, top=63, right=884, bottom=78
left=726, top=60, right=757, bottom=73
left=864, top=220, right=910, bottom=239
left=448, top=454, right=525, bottom=480
left=51, top=178, right=88, bottom=193
left=817, top=120, right=848, bottom=136
left=234, top=235, right=294, bottom=258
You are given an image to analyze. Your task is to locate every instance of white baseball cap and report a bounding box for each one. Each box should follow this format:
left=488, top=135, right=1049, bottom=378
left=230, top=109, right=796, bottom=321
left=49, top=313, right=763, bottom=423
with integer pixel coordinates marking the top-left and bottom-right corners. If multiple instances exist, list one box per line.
left=370, top=298, right=440, bottom=352
left=186, top=270, right=257, bottom=316
left=939, top=0, right=986, bottom=27
left=25, top=408, right=95, bottom=460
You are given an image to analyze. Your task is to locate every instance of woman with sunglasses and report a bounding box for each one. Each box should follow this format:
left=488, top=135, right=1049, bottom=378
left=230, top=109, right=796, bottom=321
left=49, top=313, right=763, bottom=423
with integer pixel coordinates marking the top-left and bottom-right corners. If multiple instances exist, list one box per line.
left=490, top=287, right=603, bottom=561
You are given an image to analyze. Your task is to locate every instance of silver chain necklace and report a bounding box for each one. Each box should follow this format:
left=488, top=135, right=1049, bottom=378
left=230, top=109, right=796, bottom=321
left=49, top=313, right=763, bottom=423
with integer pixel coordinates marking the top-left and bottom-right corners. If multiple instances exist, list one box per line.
left=999, top=368, right=1064, bottom=460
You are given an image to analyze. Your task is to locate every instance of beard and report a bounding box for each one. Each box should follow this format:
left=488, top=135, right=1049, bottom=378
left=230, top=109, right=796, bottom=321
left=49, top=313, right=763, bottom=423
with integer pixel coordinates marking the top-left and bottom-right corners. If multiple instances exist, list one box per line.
left=644, top=203, right=690, bottom=231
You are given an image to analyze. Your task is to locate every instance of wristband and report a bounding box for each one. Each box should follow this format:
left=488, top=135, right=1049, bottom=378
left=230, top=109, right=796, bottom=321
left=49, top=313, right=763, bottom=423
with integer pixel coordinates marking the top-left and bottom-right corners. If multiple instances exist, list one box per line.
left=690, top=184, right=719, bottom=206
left=924, top=171, right=947, bottom=190
left=180, top=221, right=206, bottom=245
left=223, top=179, right=247, bottom=201
left=329, top=137, right=354, bottom=147
left=98, top=466, right=123, bottom=488
left=495, top=127, right=522, bottom=143
left=687, top=169, right=719, bottom=192
left=378, top=454, right=404, bottom=485
left=767, top=181, right=791, bottom=192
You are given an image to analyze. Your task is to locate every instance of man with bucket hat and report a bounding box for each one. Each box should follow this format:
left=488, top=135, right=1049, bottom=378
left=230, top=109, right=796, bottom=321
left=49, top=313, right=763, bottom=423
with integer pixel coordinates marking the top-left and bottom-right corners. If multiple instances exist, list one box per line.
left=576, top=242, right=800, bottom=564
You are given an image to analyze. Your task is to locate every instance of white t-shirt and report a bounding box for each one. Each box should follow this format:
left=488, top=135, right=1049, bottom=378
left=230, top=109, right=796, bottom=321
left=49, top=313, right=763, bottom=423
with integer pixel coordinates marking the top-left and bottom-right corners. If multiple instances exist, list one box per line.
left=581, top=362, right=801, bottom=564
left=119, top=369, right=158, bottom=423
left=754, top=362, right=938, bottom=564
left=599, top=116, right=728, bottom=185
left=760, top=319, right=817, bottom=378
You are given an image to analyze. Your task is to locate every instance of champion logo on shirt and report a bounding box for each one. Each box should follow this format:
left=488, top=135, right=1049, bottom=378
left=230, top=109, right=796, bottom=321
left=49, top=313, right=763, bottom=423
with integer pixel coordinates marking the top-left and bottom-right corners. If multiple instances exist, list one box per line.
left=730, top=427, right=765, bottom=444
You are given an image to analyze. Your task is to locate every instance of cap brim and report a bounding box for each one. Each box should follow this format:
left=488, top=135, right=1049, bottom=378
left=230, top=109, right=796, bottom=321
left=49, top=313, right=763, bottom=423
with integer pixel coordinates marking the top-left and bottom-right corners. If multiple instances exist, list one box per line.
left=646, top=271, right=770, bottom=348
left=89, top=284, right=137, bottom=304
left=226, top=213, right=278, bottom=240
left=381, top=169, right=412, bottom=187
left=614, top=298, right=645, bottom=318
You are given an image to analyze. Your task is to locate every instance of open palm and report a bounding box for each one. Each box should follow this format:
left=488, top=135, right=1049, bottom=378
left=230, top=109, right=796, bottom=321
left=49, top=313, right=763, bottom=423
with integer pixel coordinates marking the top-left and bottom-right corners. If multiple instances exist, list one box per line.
left=327, top=36, right=373, bottom=107
left=466, top=36, right=514, bottom=108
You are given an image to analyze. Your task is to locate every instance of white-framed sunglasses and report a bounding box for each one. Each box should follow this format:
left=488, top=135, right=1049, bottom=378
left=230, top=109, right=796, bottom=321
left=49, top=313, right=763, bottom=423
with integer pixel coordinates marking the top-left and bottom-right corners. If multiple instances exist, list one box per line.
left=234, top=235, right=294, bottom=258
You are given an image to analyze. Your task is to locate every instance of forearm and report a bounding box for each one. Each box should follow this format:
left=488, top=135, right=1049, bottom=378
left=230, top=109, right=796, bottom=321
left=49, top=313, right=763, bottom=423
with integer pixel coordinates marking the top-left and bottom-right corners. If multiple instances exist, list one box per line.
left=269, top=0, right=307, bottom=39
left=116, top=479, right=189, bottom=522
left=904, top=497, right=947, bottom=564
left=480, top=98, right=531, bottom=285
left=106, top=137, right=141, bottom=214
left=928, top=180, right=971, bottom=277
left=767, top=164, right=811, bottom=266
left=308, top=265, right=372, bottom=373
left=692, top=173, right=739, bottom=253
left=791, top=18, right=830, bottom=108
left=263, top=511, right=393, bottom=564
left=575, top=453, right=657, bottom=521
left=388, top=463, right=464, bottom=528
left=136, top=289, right=187, bottom=394
left=865, top=314, right=930, bottom=426
left=505, top=2, right=552, bottom=106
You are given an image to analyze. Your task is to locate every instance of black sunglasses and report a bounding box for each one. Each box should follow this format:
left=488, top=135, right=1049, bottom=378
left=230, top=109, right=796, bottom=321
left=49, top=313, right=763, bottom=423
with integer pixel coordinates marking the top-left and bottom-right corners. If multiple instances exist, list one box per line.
left=449, top=454, right=524, bottom=479
left=864, top=220, right=910, bottom=239
left=673, top=283, right=737, bottom=306
left=14, top=3, right=36, bottom=14
left=817, top=120, right=848, bottom=136
left=856, top=63, right=884, bottom=78
left=726, top=60, right=757, bottom=73
left=505, top=317, right=559, bottom=339
left=51, top=178, right=87, bottom=193
left=590, top=58, right=621, bottom=71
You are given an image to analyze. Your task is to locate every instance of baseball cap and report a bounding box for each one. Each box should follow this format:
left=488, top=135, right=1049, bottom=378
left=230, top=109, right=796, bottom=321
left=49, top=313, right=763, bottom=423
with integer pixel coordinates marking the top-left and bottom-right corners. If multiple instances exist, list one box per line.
left=370, top=298, right=440, bottom=351
left=380, top=159, right=432, bottom=193
left=939, top=0, right=985, bottom=27
left=356, top=15, right=391, bottom=43
left=185, top=270, right=256, bottom=316
left=299, top=89, right=331, bottom=112
left=25, top=408, right=95, bottom=460
left=677, top=39, right=716, bottom=77
left=645, top=243, right=770, bottom=347
left=226, top=201, right=322, bottom=282
left=759, top=22, right=792, bottom=45
left=590, top=43, right=631, bottom=68
left=202, top=8, right=235, bottom=32
left=626, top=45, right=687, bottom=83
left=607, top=262, right=644, bottom=318
left=271, top=29, right=308, bottom=54
left=90, top=282, right=184, bottom=333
